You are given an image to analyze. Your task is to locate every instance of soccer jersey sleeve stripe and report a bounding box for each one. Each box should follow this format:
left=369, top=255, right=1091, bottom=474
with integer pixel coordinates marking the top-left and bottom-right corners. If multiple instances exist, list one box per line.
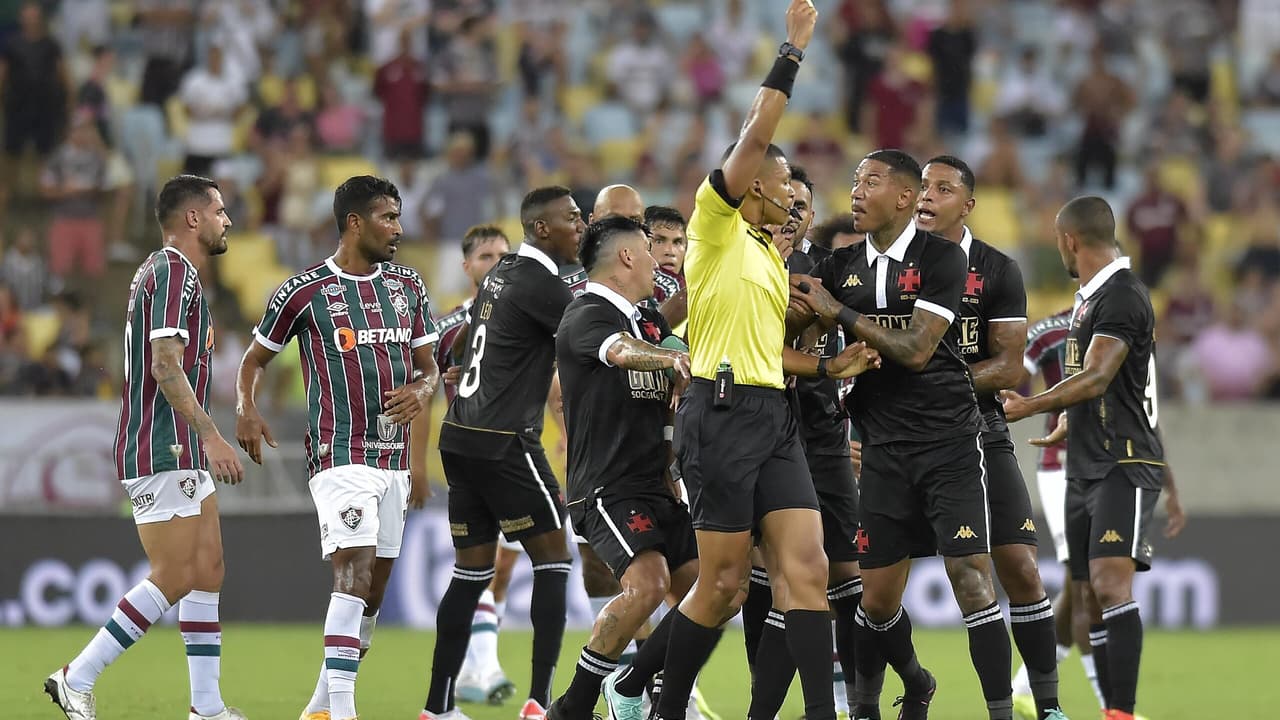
left=989, top=317, right=1027, bottom=322
left=411, top=331, right=440, bottom=349
left=1023, top=356, right=1038, bottom=376
left=915, top=298, right=956, bottom=324
left=251, top=327, right=286, bottom=353
left=597, top=331, right=626, bottom=366
left=149, top=327, right=190, bottom=342
left=1091, top=332, right=1130, bottom=346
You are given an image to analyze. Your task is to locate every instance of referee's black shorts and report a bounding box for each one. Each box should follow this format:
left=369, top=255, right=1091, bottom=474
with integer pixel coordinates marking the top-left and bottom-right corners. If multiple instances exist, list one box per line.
left=675, top=379, right=818, bottom=533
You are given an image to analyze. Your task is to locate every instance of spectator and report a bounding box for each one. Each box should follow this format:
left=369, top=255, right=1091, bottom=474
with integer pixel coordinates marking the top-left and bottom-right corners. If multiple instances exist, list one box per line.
left=505, top=96, right=561, bottom=186
left=205, top=0, right=278, bottom=84
left=314, top=84, right=366, bottom=153
left=423, top=132, right=498, bottom=296
left=683, top=34, right=726, bottom=106
left=707, top=0, right=759, bottom=84
left=135, top=0, right=196, bottom=106
left=2, top=3, right=69, bottom=161
left=794, top=113, right=845, bottom=192
left=57, top=0, right=110, bottom=52
left=862, top=45, right=930, bottom=153
left=374, top=28, right=430, bottom=159
left=973, top=116, right=1025, bottom=189
left=252, top=80, right=313, bottom=149
left=995, top=46, right=1064, bottom=137
left=433, top=14, right=499, bottom=158
left=928, top=0, right=978, bottom=136
left=1127, top=162, right=1190, bottom=287
left=41, top=113, right=109, bottom=282
left=1073, top=45, right=1136, bottom=189
left=1236, top=191, right=1280, bottom=290
left=509, top=0, right=568, bottom=98
left=832, top=0, right=897, bottom=132
left=1144, top=90, right=1211, bottom=158
left=1253, top=48, right=1280, bottom=106
left=275, top=124, right=324, bottom=268
left=0, top=284, right=25, bottom=391
left=178, top=44, right=249, bottom=176
left=77, top=45, right=115, bottom=145
left=1203, top=126, right=1252, bottom=213
left=1189, top=297, right=1276, bottom=401
left=70, top=341, right=110, bottom=397
left=18, top=347, right=73, bottom=396
left=1163, top=0, right=1219, bottom=104
left=606, top=12, right=669, bottom=114
left=1, top=225, right=47, bottom=309
left=365, top=0, right=428, bottom=66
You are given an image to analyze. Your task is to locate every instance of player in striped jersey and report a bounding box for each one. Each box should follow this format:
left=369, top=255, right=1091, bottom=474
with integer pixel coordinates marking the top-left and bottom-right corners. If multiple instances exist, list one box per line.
left=235, top=176, right=440, bottom=720
left=47, top=175, right=246, bottom=720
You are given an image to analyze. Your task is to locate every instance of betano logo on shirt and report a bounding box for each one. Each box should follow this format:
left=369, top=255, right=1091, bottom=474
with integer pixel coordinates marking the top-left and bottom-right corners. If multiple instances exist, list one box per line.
left=333, top=326, right=413, bottom=352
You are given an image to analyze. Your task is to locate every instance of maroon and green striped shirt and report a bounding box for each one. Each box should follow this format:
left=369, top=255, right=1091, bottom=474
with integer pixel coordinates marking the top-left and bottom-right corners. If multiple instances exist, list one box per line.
left=114, top=247, right=214, bottom=480
left=253, top=258, right=438, bottom=477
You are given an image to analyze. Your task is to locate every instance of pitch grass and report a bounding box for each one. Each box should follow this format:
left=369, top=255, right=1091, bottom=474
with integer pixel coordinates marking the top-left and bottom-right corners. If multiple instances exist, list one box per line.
left=5, top=626, right=1276, bottom=719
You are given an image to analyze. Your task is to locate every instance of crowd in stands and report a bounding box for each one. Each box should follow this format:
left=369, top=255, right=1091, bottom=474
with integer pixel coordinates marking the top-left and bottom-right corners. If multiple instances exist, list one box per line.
left=0, top=0, right=1279, bottom=402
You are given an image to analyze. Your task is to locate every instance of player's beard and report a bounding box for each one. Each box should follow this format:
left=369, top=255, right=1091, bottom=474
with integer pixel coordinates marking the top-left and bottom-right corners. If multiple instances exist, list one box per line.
left=206, top=229, right=229, bottom=256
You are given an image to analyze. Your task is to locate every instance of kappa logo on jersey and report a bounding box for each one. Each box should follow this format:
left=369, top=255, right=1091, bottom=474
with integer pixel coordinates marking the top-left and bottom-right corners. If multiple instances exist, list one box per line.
left=898, top=267, right=921, bottom=293
left=843, top=274, right=862, bottom=288
left=328, top=302, right=349, bottom=316
left=339, top=506, right=363, bottom=531
left=953, top=525, right=978, bottom=540
left=1020, top=518, right=1036, bottom=532
left=321, top=283, right=344, bottom=297
left=626, top=512, right=654, bottom=533
left=376, top=413, right=397, bottom=442
left=178, top=475, right=198, bottom=499
left=384, top=278, right=404, bottom=291
left=390, top=292, right=410, bottom=317
left=333, top=326, right=414, bottom=351
left=1100, top=529, right=1125, bottom=543
left=965, top=270, right=985, bottom=296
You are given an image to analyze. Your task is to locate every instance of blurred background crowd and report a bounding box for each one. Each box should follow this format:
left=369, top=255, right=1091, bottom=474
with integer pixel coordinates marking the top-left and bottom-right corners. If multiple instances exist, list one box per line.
left=0, top=0, right=1278, bottom=407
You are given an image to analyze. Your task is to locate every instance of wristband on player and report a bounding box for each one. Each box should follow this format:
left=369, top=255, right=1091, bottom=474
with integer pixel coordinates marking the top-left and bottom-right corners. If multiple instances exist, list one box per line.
left=816, top=356, right=829, bottom=379
left=837, top=306, right=862, bottom=330
left=762, top=54, right=800, bottom=98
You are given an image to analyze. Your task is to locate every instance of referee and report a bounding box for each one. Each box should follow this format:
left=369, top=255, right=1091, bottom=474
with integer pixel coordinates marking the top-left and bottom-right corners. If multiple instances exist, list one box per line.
left=656, top=2, right=841, bottom=719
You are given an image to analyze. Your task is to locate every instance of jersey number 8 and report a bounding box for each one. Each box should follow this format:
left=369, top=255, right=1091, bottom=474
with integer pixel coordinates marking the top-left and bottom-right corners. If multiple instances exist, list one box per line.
left=458, top=323, right=487, bottom=398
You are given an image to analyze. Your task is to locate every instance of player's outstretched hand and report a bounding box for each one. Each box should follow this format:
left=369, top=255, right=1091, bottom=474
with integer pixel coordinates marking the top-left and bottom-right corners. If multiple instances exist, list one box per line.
left=235, top=406, right=278, bottom=465
left=441, top=364, right=463, bottom=386
left=1000, top=389, right=1036, bottom=424
left=408, top=466, right=432, bottom=509
left=789, top=274, right=843, bottom=320
left=785, top=0, right=818, bottom=50
left=828, top=341, right=881, bottom=379
left=384, top=380, right=432, bottom=425
left=849, top=439, right=862, bottom=475
left=206, top=435, right=245, bottom=485
left=1164, top=489, right=1187, bottom=538
left=669, top=352, right=691, bottom=410
left=1027, top=410, right=1068, bottom=447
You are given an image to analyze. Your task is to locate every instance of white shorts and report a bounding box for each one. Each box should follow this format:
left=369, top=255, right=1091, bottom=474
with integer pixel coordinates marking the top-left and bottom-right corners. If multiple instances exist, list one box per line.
left=1036, top=468, right=1069, bottom=563
left=122, top=469, right=216, bottom=525
left=309, top=465, right=410, bottom=560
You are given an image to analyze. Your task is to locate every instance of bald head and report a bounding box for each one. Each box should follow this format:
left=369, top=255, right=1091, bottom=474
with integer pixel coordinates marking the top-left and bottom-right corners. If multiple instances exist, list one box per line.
left=592, top=184, right=645, bottom=223
left=1056, top=196, right=1117, bottom=248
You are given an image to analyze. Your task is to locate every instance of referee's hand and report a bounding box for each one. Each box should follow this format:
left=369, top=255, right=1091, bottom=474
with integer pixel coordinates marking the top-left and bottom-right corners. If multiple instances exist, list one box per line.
left=828, top=341, right=881, bottom=378
left=785, top=0, right=818, bottom=50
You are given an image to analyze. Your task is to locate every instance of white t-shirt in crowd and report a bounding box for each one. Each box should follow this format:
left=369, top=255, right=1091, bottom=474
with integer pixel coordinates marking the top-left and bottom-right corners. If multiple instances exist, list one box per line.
left=178, top=68, right=248, bottom=157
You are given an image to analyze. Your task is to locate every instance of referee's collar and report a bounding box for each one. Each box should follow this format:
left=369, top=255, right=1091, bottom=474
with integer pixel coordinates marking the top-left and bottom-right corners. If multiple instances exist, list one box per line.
left=585, top=281, right=640, bottom=320
left=865, top=219, right=916, bottom=265
left=517, top=241, right=559, bottom=275
left=1076, top=256, right=1131, bottom=303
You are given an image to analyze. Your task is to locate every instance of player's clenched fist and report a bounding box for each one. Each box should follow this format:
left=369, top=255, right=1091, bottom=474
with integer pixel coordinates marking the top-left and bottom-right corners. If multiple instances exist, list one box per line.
left=785, top=0, right=818, bottom=51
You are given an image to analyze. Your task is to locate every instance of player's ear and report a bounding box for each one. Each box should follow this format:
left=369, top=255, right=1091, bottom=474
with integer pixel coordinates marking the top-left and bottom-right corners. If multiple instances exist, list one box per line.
left=186, top=206, right=200, bottom=229
left=961, top=196, right=976, bottom=219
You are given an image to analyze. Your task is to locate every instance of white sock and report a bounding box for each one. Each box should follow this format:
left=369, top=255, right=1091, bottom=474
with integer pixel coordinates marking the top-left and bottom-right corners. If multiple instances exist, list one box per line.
left=66, top=579, right=170, bottom=692
left=1056, top=643, right=1071, bottom=663
left=1080, top=652, right=1105, bottom=709
left=360, top=611, right=378, bottom=655
left=305, top=661, right=329, bottom=714
left=1011, top=661, right=1032, bottom=697
left=324, top=593, right=366, bottom=719
left=618, top=638, right=639, bottom=667
left=180, top=590, right=226, bottom=717
left=463, top=590, right=502, bottom=677
left=833, top=653, right=849, bottom=714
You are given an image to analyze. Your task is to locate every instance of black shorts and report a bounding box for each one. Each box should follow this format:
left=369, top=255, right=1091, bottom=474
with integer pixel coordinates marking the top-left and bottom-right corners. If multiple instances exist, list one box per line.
left=1066, top=463, right=1162, bottom=581
left=442, top=436, right=566, bottom=549
left=570, top=491, right=698, bottom=580
left=4, top=109, right=59, bottom=155
left=981, top=430, right=1039, bottom=548
left=857, top=434, right=990, bottom=569
left=675, top=380, right=818, bottom=533
left=808, top=453, right=860, bottom=562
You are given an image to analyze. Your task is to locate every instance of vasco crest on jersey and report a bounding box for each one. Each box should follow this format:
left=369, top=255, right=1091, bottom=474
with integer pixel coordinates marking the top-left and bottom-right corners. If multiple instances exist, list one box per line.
left=897, top=263, right=921, bottom=300
left=962, top=268, right=984, bottom=305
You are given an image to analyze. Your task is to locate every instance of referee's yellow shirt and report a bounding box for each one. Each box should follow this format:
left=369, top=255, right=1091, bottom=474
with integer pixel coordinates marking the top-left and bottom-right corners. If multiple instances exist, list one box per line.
left=684, top=172, right=787, bottom=389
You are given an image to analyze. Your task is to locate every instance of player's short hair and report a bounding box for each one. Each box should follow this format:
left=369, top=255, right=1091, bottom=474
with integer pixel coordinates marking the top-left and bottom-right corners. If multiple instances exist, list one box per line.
left=810, top=213, right=856, bottom=250
left=925, top=154, right=976, bottom=194
left=1057, top=196, right=1117, bottom=248
left=520, top=185, right=573, bottom=235
left=155, top=174, right=219, bottom=228
left=644, top=205, right=686, bottom=231
left=790, top=164, right=814, bottom=197
left=579, top=216, right=647, bottom=274
left=864, top=149, right=922, bottom=185
left=720, top=141, right=788, bottom=165
left=332, top=175, right=401, bottom=235
left=461, top=224, right=509, bottom=257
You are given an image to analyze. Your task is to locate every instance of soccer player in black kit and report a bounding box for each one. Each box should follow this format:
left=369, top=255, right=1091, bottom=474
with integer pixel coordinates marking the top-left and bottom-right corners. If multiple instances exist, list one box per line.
left=420, top=186, right=586, bottom=720
left=1003, top=197, right=1174, bottom=720
left=790, top=149, right=1013, bottom=720
left=915, top=156, right=1067, bottom=720
left=547, top=216, right=699, bottom=720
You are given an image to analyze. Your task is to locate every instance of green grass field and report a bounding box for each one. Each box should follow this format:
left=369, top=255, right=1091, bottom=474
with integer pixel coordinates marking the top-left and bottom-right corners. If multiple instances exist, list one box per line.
left=6, top=626, right=1276, bottom=719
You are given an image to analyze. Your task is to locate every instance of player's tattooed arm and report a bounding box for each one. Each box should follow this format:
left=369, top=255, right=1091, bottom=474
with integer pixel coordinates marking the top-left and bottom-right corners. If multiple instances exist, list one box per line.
left=606, top=334, right=687, bottom=373
left=1002, top=335, right=1129, bottom=422
left=969, top=319, right=1029, bottom=393
left=152, top=336, right=244, bottom=483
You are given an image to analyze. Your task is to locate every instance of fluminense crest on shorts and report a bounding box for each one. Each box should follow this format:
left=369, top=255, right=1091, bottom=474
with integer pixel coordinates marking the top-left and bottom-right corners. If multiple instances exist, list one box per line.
left=179, top=475, right=198, bottom=499
left=339, top=506, right=363, bottom=531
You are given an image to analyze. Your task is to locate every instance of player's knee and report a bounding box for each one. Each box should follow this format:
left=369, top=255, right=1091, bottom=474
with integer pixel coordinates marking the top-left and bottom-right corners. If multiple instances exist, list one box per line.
left=151, top=562, right=197, bottom=600
left=945, top=554, right=997, bottom=612
left=701, top=563, right=748, bottom=608
left=782, top=552, right=829, bottom=593
left=1088, top=573, right=1131, bottom=609
left=195, top=552, right=225, bottom=591
left=996, top=549, right=1043, bottom=601
left=859, top=588, right=899, bottom=622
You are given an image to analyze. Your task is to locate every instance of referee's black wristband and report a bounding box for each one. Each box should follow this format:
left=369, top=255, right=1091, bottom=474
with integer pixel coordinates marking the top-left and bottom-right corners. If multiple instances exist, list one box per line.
left=762, top=55, right=800, bottom=98
left=837, top=306, right=862, bottom=330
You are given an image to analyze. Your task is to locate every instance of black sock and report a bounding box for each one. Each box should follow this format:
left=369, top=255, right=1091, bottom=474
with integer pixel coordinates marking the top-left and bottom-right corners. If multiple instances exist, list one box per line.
left=425, top=565, right=495, bottom=712
left=828, top=578, right=862, bottom=705
left=862, top=605, right=929, bottom=696
left=747, top=610, right=795, bottom=720
left=529, top=560, right=571, bottom=707
left=963, top=602, right=1013, bottom=719
left=742, top=567, right=772, bottom=672
left=1102, top=601, right=1142, bottom=714
left=560, top=646, right=618, bottom=716
left=655, top=610, right=722, bottom=720
left=1009, top=596, right=1061, bottom=717
left=1089, top=625, right=1112, bottom=709
left=785, top=609, right=837, bottom=720
left=614, top=611, right=675, bottom=697
left=851, top=605, right=887, bottom=719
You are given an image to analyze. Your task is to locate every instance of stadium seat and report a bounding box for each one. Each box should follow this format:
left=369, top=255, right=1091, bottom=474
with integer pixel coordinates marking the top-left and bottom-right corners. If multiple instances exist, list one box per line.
left=24, top=310, right=60, bottom=357
left=655, top=3, right=707, bottom=44
left=583, top=101, right=637, bottom=145
left=319, top=156, right=379, bottom=191
left=597, top=137, right=646, bottom=179
left=967, top=187, right=1021, bottom=252
left=1242, top=109, right=1280, bottom=156
left=165, top=97, right=188, bottom=145
left=1158, top=157, right=1202, bottom=203
left=560, top=85, right=602, bottom=126
left=220, top=232, right=278, bottom=294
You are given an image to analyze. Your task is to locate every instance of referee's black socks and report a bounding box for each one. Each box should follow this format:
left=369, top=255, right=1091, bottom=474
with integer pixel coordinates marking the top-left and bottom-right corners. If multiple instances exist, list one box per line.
left=746, top=609, right=794, bottom=719
left=785, top=608, right=837, bottom=720
left=424, top=564, right=495, bottom=713
left=963, top=602, right=1014, bottom=720
left=1009, top=596, right=1062, bottom=717
left=742, top=566, right=772, bottom=672
left=529, top=560, right=572, bottom=708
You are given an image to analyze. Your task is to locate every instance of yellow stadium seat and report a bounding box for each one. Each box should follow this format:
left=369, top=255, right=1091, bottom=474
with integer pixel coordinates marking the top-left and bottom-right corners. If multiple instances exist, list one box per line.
left=967, top=187, right=1021, bottom=252
left=560, top=85, right=602, bottom=126
left=392, top=244, right=436, bottom=278
left=495, top=24, right=519, bottom=83
left=165, top=97, right=188, bottom=143
left=257, top=75, right=286, bottom=109
left=495, top=216, right=523, bottom=245
left=1025, top=289, right=1074, bottom=324
left=1158, top=157, right=1200, bottom=203
left=231, top=107, right=259, bottom=153
left=773, top=113, right=810, bottom=144
left=24, top=310, right=60, bottom=357
left=106, top=76, right=138, bottom=110
left=597, top=137, right=645, bottom=178
left=221, top=232, right=278, bottom=293
left=319, top=156, right=379, bottom=191
left=901, top=51, right=933, bottom=85
left=235, top=264, right=292, bottom=321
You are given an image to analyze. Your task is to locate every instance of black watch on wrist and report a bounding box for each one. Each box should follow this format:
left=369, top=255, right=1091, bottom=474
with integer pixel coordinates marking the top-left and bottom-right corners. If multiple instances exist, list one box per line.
left=816, top=356, right=828, bottom=379
left=779, top=42, right=804, bottom=63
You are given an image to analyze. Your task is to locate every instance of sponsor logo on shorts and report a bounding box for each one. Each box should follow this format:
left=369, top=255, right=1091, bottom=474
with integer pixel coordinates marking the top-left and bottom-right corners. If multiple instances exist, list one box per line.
left=178, top=475, right=198, bottom=499
left=339, top=506, right=363, bottom=531
left=855, top=528, right=870, bottom=553
left=333, top=326, right=414, bottom=352
left=1100, top=529, right=1124, bottom=543
left=130, top=492, right=155, bottom=511
left=450, top=522, right=469, bottom=537
left=953, top=525, right=979, bottom=540
left=321, top=523, right=328, bottom=539
left=626, top=512, right=654, bottom=533
left=499, top=516, right=534, bottom=534
left=1020, top=518, right=1036, bottom=532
